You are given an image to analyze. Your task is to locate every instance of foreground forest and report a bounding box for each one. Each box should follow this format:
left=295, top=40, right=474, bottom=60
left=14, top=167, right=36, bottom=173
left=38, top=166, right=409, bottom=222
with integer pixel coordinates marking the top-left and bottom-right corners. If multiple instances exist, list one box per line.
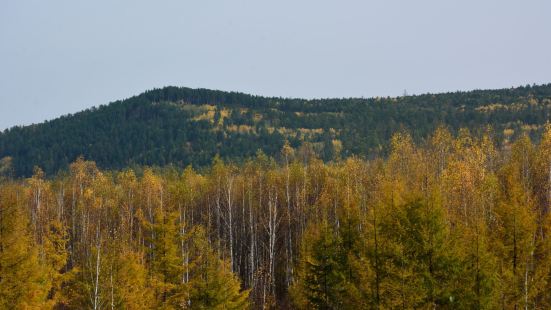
left=2, top=84, right=551, bottom=177
left=4, top=126, right=551, bottom=308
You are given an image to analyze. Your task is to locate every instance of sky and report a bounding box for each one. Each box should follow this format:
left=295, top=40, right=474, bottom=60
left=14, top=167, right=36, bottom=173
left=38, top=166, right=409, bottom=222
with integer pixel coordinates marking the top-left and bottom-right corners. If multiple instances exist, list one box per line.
left=1, top=0, right=550, bottom=130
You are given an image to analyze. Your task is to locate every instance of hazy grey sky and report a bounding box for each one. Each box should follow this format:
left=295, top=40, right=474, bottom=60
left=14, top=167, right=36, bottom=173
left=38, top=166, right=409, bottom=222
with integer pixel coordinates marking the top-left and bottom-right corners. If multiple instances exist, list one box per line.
left=1, top=0, right=550, bottom=130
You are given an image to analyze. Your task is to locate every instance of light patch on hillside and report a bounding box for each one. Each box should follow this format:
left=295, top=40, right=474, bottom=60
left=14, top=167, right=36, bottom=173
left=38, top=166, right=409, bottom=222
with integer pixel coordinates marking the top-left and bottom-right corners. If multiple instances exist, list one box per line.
left=192, top=104, right=217, bottom=121
left=226, top=124, right=256, bottom=134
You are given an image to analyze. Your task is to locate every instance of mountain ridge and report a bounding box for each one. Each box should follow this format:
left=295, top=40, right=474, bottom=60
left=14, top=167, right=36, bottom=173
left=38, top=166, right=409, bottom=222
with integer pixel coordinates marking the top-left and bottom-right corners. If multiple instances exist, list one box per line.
left=2, top=83, right=551, bottom=177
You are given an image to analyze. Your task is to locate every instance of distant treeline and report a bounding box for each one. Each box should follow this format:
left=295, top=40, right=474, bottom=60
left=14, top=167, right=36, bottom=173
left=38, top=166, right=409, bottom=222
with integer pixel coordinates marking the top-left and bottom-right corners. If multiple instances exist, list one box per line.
left=3, top=127, right=551, bottom=308
left=1, top=83, right=551, bottom=177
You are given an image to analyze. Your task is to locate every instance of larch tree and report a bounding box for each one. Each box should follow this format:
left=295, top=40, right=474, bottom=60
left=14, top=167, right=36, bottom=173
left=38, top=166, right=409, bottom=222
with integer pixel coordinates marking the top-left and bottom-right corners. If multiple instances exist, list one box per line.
left=184, top=226, right=250, bottom=310
left=379, top=198, right=463, bottom=308
left=0, top=183, right=49, bottom=308
left=290, top=221, right=348, bottom=310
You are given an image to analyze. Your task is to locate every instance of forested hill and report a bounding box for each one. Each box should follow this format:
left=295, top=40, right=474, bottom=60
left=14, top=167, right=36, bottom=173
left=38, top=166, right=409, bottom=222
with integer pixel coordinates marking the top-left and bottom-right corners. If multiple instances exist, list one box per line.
left=2, top=83, right=551, bottom=176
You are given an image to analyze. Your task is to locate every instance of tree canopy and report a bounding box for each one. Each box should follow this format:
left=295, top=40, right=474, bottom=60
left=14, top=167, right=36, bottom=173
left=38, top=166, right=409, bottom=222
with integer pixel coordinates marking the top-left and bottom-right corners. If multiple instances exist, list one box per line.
left=2, top=84, right=551, bottom=177
left=3, top=127, right=551, bottom=308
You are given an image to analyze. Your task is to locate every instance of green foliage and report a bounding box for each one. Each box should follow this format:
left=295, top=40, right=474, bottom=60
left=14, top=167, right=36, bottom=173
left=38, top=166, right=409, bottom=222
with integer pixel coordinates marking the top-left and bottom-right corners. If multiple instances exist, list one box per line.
left=291, top=220, right=363, bottom=310
left=379, top=199, right=463, bottom=308
left=2, top=84, right=551, bottom=177
left=291, top=223, right=345, bottom=309
left=184, top=226, right=250, bottom=310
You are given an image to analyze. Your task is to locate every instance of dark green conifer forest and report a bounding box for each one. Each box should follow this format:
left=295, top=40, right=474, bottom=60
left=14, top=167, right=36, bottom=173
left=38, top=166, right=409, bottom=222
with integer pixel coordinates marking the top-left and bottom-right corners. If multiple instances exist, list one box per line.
left=2, top=84, right=551, bottom=177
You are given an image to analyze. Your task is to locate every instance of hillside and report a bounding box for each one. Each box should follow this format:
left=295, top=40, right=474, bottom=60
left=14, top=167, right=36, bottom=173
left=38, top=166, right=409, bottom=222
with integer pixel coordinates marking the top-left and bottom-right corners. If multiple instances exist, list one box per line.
left=1, top=84, right=551, bottom=176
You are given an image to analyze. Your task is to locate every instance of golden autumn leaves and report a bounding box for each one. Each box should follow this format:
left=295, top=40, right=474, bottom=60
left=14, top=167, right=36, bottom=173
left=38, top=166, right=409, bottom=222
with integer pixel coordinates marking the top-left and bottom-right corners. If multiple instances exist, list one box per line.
left=2, top=126, right=551, bottom=308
